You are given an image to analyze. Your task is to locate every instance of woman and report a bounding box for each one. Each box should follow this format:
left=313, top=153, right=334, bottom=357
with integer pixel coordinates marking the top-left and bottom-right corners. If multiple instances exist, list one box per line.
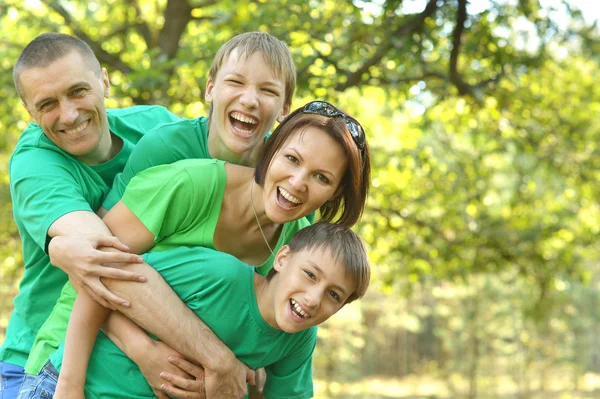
left=103, top=100, right=370, bottom=271
left=44, top=101, right=371, bottom=398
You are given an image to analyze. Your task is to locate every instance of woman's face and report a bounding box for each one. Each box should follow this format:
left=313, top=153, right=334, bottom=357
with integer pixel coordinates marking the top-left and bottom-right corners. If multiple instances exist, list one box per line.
left=262, top=126, right=348, bottom=223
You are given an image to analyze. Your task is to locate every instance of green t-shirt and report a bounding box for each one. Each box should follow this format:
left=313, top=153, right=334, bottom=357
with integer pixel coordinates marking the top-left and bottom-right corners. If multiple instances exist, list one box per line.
left=121, top=158, right=309, bottom=273
left=25, top=159, right=310, bottom=373
left=1, top=106, right=179, bottom=368
left=103, top=116, right=210, bottom=210
left=49, top=246, right=316, bottom=399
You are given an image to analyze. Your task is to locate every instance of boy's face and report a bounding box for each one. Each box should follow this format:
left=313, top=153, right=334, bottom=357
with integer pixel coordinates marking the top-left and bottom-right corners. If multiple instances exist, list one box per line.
left=268, top=246, right=356, bottom=333
left=205, top=49, right=290, bottom=161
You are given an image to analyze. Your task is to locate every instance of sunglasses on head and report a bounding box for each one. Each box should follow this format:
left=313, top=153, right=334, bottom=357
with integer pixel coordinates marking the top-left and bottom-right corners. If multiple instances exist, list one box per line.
left=301, top=101, right=366, bottom=151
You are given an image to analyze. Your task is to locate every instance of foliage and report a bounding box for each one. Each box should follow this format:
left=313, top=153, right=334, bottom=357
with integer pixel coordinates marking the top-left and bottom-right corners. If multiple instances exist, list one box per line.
left=0, top=0, right=599, bottom=393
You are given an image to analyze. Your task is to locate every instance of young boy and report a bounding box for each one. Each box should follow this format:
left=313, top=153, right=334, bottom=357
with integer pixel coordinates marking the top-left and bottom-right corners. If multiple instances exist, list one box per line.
left=21, top=31, right=299, bottom=397
left=23, top=222, right=370, bottom=399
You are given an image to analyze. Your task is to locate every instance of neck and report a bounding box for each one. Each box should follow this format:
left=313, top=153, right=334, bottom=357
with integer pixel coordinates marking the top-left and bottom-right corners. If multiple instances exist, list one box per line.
left=79, top=131, right=122, bottom=166
left=207, top=122, right=262, bottom=167
left=249, top=180, right=277, bottom=230
left=253, top=273, right=279, bottom=330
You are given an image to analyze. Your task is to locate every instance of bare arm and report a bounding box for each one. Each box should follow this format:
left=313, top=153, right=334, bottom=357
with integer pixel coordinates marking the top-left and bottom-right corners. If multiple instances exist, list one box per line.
left=102, top=200, right=155, bottom=254
left=54, top=288, right=105, bottom=399
left=47, top=211, right=145, bottom=307
left=105, top=261, right=255, bottom=399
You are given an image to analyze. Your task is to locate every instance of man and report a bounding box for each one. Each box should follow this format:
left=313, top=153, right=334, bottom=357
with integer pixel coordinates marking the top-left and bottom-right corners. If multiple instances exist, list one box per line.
left=0, top=33, right=179, bottom=399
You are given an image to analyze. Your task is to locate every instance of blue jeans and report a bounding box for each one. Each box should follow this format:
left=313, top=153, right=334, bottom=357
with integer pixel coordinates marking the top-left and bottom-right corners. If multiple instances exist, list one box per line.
left=0, top=362, right=26, bottom=399
left=15, top=361, right=57, bottom=399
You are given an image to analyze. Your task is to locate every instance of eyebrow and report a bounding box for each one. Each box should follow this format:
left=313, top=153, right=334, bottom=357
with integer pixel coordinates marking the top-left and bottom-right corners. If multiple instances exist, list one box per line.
left=307, top=260, right=348, bottom=295
left=288, top=147, right=337, bottom=180
left=227, top=72, right=282, bottom=88
left=34, top=81, right=91, bottom=110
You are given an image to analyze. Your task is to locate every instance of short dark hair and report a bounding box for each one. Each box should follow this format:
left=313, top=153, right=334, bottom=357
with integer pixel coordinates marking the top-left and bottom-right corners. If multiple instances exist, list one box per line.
left=267, top=222, right=370, bottom=304
left=13, top=33, right=101, bottom=102
left=254, top=104, right=371, bottom=227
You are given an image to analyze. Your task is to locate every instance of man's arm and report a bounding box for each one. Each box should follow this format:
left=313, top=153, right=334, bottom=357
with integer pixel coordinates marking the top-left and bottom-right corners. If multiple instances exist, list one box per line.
left=47, top=211, right=145, bottom=308
left=105, top=261, right=255, bottom=399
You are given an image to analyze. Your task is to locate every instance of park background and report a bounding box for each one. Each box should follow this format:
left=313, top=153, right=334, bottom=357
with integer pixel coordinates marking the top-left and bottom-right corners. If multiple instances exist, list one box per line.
left=0, top=0, right=599, bottom=397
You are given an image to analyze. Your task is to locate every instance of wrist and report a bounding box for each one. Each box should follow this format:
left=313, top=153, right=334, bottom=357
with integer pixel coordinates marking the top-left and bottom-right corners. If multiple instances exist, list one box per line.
left=209, top=350, right=237, bottom=374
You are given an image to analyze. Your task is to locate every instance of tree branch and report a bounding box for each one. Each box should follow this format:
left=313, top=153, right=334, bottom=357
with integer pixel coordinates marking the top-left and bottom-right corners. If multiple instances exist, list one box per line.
left=44, top=0, right=134, bottom=74
left=449, top=0, right=470, bottom=96
left=158, top=0, right=193, bottom=58
left=337, top=0, right=441, bottom=91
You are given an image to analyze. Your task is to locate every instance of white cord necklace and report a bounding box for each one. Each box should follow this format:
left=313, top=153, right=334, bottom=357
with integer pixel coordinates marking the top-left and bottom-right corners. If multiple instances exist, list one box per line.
left=250, top=180, right=276, bottom=257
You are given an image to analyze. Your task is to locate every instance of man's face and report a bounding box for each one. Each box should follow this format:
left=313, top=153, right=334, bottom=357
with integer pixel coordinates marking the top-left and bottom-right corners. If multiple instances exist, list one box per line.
left=268, top=247, right=356, bottom=333
left=19, top=51, right=111, bottom=164
left=205, top=49, right=290, bottom=164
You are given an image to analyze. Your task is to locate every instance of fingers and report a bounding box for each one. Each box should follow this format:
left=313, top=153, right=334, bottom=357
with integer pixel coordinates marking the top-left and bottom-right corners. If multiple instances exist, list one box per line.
left=245, top=367, right=256, bottom=386
left=93, top=266, right=147, bottom=282
left=160, top=372, right=202, bottom=391
left=96, top=251, right=144, bottom=266
left=160, top=378, right=203, bottom=399
left=85, top=281, right=130, bottom=308
left=91, top=236, right=132, bottom=253
left=152, top=387, right=170, bottom=399
left=169, top=356, right=205, bottom=380
left=82, top=283, right=116, bottom=310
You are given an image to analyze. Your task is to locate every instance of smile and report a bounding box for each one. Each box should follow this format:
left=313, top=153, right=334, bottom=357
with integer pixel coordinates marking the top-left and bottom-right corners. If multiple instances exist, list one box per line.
left=290, top=299, right=311, bottom=319
left=278, top=187, right=303, bottom=206
left=229, top=111, right=258, bottom=136
left=63, top=119, right=89, bottom=135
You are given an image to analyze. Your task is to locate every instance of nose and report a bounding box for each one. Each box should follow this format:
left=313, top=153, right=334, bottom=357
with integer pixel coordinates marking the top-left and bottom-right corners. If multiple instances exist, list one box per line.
left=304, top=285, right=323, bottom=309
left=288, top=170, right=308, bottom=192
left=59, top=100, right=79, bottom=126
left=239, top=86, right=259, bottom=109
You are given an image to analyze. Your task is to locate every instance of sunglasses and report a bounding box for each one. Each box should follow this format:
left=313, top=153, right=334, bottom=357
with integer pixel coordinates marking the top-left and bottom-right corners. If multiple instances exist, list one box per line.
left=301, top=101, right=366, bottom=151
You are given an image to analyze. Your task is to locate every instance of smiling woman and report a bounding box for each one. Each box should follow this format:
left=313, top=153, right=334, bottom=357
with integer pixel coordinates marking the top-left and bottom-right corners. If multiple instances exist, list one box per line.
left=103, top=100, right=371, bottom=268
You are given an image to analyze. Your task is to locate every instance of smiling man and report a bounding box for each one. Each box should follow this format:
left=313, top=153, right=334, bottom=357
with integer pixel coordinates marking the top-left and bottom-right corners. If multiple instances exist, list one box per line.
left=0, top=33, right=180, bottom=398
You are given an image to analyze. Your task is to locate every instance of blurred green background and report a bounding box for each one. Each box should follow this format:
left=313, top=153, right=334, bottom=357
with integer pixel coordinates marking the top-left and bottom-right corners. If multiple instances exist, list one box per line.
left=1, top=0, right=600, bottom=398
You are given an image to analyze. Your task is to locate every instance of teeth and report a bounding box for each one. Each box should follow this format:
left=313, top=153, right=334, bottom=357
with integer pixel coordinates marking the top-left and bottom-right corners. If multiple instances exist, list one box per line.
left=279, top=187, right=302, bottom=204
left=291, top=299, right=310, bottom=319
left=64, top=120, right=88, bottom=135
left=230, top=112, right=258, bottom=125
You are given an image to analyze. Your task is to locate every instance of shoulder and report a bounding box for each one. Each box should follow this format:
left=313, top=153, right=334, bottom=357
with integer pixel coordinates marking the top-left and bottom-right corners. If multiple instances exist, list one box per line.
left=107, top=105, right=177, bottom=120
left=135, top=115, right=210, bottom=155
left=146, top=246, right=251, bottom=284
left=10, top=128, right=75, bottom=177
left=107, top=106, right=180, bottom=137
left=134, top=158, right=225, bottom=188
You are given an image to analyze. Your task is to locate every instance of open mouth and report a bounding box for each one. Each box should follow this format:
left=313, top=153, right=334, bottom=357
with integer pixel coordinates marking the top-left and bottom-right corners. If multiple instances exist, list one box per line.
left=63, top=119, right=89, bottom=135
left=290, top=299, right=311, bottom=319
left=277, top=187, right=303, bottom=209
left=229, top=111, right=258, bottom=137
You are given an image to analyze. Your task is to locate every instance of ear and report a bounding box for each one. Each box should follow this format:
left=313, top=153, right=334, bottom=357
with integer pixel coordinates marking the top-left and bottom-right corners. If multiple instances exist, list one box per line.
left=273, top=245, right=291, bottom=272
left=204, top=77, right=214, bottom=103
left=101, top=68, right=111, bottom=98
left=276, top=103, right=290, bottom=123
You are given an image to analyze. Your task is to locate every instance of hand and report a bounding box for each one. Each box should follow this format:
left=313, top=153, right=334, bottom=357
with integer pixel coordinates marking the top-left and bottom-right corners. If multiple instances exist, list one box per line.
left=204, top=357, right=255, bottom=399
left=248, top=368, right=266, bottom=399
left=48, top=235, right=145, bottom=309
left=160, top=356, right=206, bottom=399
left=136, top=340, right=201, bottom=399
